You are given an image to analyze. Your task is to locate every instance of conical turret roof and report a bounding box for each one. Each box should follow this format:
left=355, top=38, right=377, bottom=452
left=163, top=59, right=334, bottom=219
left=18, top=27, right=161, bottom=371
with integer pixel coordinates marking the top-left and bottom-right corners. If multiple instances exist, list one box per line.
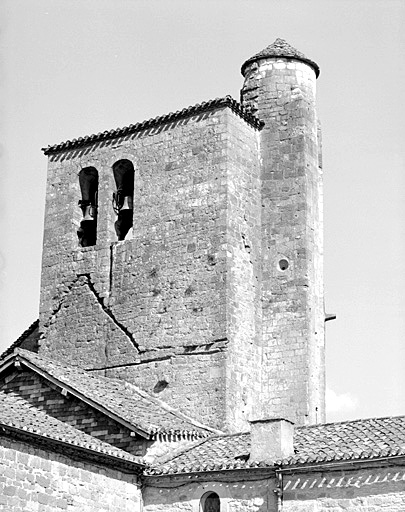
left=241, top=38, right=320, bottom=78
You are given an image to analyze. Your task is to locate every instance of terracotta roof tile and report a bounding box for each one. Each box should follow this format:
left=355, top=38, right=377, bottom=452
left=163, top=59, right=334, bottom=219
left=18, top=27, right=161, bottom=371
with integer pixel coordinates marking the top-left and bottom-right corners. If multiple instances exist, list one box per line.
left=241, top=38, right=320, bottom=77
left=42, top=96, right=263, bottom=155
left=148, top=416, right=405, bottom=475
left=0, top=389, right=142, bottom=466
left=4, top=349, right=217, bottom=439
left=0, top=320, right=39, bottom=361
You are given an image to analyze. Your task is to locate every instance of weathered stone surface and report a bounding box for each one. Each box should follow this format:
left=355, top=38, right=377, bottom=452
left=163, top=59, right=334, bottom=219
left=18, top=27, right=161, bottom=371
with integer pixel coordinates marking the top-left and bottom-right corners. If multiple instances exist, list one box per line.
left=143, top=465, right=405, bottom=512
left=282, top=466, right=405, bottom=511
left=3, top=38, right=404, bottom=512
left=1, top=371, right=146, bottom=455
left=241, top=58, right=324, bottom=425
left=143, top=477, right=277, bottom=512
left=39, top=47, right=323, bottom=433
left=39, top=107, right=261, bottom=432
left=0, top=436, right=141, bottom=512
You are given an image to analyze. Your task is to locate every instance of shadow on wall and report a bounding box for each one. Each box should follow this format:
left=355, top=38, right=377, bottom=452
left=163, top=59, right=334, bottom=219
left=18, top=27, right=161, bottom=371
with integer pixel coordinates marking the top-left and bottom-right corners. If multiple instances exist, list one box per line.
left=142, top=479, right=274, bottom=512
left=283, top=467, right=405, bottom=501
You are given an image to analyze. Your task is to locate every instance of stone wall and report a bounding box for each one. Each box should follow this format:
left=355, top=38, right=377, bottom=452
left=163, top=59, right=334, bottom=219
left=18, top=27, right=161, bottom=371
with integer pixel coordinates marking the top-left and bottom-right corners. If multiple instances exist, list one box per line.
left=143, top=474, right=277, bottom=512
left=143, top=463, right=405, bottom=512
left=39, top=107, right=260, bottom=431
left=223, top=109, right=262, bottom=431
left=0, top=435, right=141, bottom=512
left=282, top=464, right=405, bottom=511
left=241, top=58, right=324, bottom=426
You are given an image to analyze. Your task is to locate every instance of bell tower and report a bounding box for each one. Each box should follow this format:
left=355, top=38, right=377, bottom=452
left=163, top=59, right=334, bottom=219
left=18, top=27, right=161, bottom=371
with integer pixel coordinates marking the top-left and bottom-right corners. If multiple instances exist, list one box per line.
left=241, top=39, right=325, bottom=425
left=38, top=40, right=324, bottom=432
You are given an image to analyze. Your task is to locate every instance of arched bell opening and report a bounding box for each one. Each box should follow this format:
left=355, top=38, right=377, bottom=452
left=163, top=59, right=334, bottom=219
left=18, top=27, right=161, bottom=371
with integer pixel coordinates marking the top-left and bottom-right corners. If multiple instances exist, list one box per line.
left=77, top=167, right=98, bottom=247
left=112, top=159, right=134, bottom=241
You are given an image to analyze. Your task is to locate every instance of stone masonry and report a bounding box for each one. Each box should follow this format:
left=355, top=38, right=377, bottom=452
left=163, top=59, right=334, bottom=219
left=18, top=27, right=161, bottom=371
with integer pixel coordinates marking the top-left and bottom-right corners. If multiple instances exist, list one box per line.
left=2, top=371, right=145, bottom=456
left=144, top=465, right=405, bottom=512
left=282, top=465, right=405, bottom=512
left=2, top=38, right=404, bottom=512
left=142, top=464, right=405, bottom=512
left=39, top=105, right=262, bottom=433
left=240, top=43, right=324, bottom=425
left=0, top=436, right=141, bottom=512
left=39, top=39, right=325, bottom=432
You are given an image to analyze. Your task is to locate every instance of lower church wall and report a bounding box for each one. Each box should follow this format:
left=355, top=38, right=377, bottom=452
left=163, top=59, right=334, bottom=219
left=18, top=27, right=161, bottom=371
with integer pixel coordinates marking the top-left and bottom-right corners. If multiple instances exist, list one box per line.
left=143, top=463, right=405, bottom=512
left=143, top=474, right=277, bottom=512
left=282, top=464, right=405, bottom=512
left=0, top=435, right=141, bottom=512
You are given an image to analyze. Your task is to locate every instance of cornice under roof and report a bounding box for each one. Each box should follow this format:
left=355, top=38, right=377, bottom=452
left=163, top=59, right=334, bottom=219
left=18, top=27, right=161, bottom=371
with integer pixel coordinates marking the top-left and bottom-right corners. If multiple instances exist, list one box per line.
left=42, top=96, right=264, bottom=155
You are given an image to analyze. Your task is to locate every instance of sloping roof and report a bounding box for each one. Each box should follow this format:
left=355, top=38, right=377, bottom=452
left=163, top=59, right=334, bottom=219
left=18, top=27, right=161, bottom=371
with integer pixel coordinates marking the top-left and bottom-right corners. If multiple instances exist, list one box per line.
left=241, top=38, right=320, bottom=78
left=0, top=320, right=39, bottom=361
left=0, top=389, right=142, bottom=468
left=42, top=96, right=264, bottom=155
left=1, top=349, right=217, bottom=439
left=148, top=416, right=405, bottom=475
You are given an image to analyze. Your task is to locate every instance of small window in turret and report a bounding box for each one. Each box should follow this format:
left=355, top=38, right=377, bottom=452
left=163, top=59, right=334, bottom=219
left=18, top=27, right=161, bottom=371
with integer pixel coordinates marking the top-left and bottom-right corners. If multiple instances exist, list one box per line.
left=77, top=167, right=98, bottom=247
left=112, top=159, right=134, bottom=241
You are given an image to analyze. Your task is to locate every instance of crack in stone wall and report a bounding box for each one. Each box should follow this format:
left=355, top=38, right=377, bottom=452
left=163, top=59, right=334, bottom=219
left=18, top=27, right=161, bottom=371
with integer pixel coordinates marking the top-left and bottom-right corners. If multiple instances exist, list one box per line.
left=41, top=269, right=227, bottom=369
left=40, top=273, right=140, bottom=355
left=39, top=108, right=254, bottom=429
left=40, top=279, right=79, bottom=338
left=85, top=337, right=228, bottom=371
left=77, top=273, right=140, bottom=353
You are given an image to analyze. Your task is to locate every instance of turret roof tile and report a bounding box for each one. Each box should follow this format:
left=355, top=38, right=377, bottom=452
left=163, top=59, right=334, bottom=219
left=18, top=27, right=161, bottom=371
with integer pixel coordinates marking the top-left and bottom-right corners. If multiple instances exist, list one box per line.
left=241, top=38, right=320, bottom=77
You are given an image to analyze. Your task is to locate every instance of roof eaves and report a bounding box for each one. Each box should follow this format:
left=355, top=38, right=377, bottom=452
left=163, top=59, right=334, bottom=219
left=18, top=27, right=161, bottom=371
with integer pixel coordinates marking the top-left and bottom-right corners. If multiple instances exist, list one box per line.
left=8, top=352, right=151, bottom=439
left=0, top=422, right=144, bottom=473
left=241, top=53, right=320, bottom=78
left=0, top=320, right=39, bottom=361
left=148, top=449, right=405, bottom=477
left=131, top=384, right=222, bottom=437
left=5, top=350, right=216, bottom=439
left=277, top=451, right=405, bottom=473
left=146, top=460, right=274, bottom=477
left=41, top=96, right=264, bottom=155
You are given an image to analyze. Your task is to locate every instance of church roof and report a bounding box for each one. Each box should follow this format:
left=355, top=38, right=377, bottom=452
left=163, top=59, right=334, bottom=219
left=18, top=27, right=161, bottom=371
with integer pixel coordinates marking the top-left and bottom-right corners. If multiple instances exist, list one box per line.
left=0, top=319, right=39, bottom=361
left=148, top=415, right=405, bottom=475
left=0, top=389, right=143, bottom=470
left=42, top=96, right=264, bottom=155
left=241, top=38, right=320, bottom=78
left=0, top=349, right=217, bottom=439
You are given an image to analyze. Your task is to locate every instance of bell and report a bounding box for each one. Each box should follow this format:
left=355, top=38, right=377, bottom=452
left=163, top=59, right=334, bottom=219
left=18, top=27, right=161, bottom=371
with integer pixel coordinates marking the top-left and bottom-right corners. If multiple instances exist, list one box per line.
left=112, top=160, right=134, bottom=240
left=79, top=167, right=98, bottom=204
left=78, top=167, right=98, bottom=247
left=77, top=220, right=97, bottom=247
left=120, top=196, right=133, bottom=211
left=113, top=160, right=134, bottom=199
left=82, top=204, right=96, bottom=222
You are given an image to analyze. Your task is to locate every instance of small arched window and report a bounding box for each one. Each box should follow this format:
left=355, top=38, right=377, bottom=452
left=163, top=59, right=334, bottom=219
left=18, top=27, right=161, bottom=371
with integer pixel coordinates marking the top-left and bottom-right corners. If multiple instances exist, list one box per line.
left=200, top=492, right=220, bottom=512
left=77, top=167, right=98, bottom=247
left=112, top=159, right=134, bottom=241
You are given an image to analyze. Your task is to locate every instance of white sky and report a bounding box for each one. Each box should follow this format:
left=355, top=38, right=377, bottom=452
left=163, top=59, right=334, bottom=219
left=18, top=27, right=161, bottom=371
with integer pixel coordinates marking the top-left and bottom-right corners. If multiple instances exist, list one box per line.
left=1, top=0, right=404, bottom=423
